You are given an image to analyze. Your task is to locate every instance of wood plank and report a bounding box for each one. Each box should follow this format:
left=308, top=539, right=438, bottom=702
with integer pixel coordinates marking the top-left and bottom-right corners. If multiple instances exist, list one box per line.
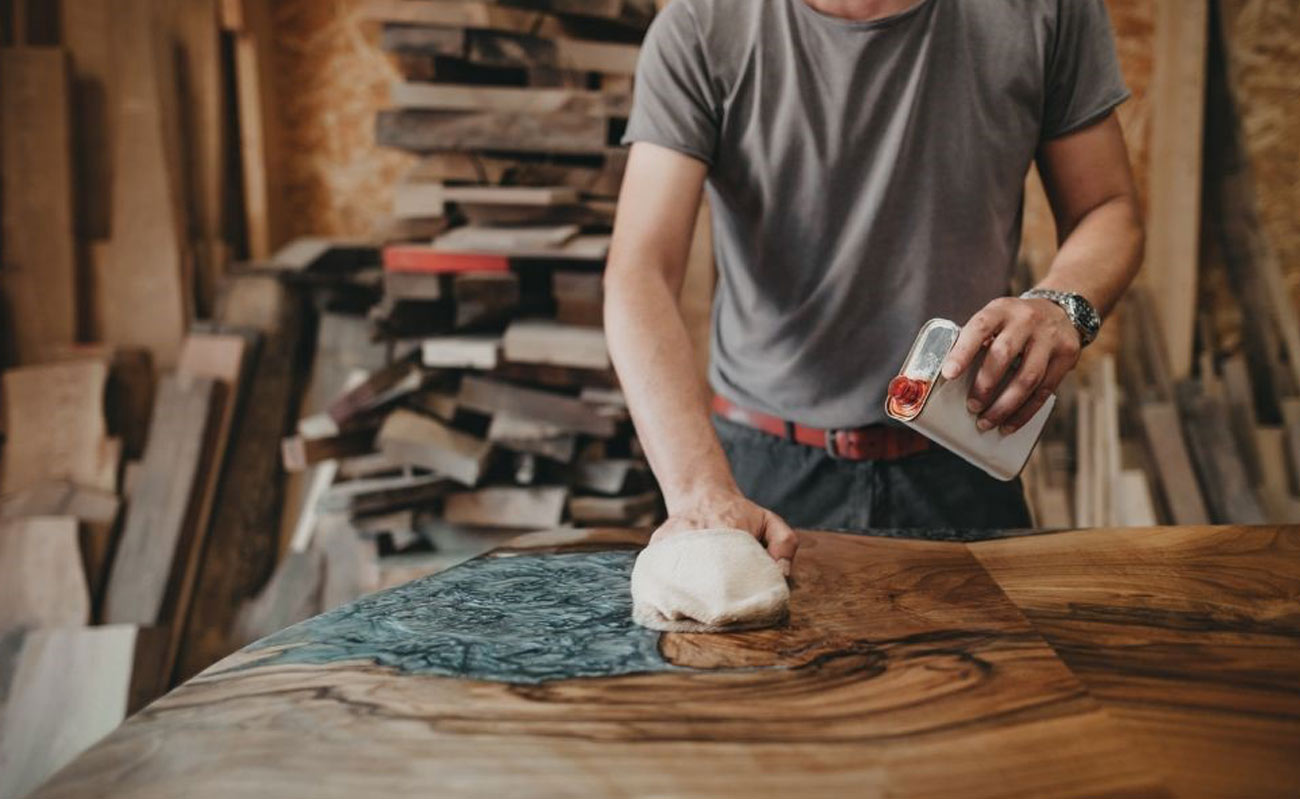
left=486, top=413, right=577, bottom=462
left=1138, top=403, right=1211, bottom=525
left=972, top=525, right=1300, bottom=799
left=99, top=0, right=190, bottom=368
left=1, top=359, right=117, bottom=495
left=61, top=0, right=115, bottom=240
left=0, top=481, right=121, bottom=608
left=1282, top=398, right=1300, bottom=497
left=391, top=81, right=630, bottom=117
left=0, top=517, right=89, bottom=636
left=1144, top=0, right=1208, bottom=379
left=326, top=359, right=423, bottom=427
left=282, top=427, right=378, bottom=472
left=568, top=491, right=658, bottom=524
left=377, top=409, right=492, bottom=486
left=172, top=0, right=229, bottom=316
left=175, top=274, right=306, bottom=682
left=361, top=0, right=565, bottom=37
left=0, top=626, right=140, bottom=799
left=442, top=185, right=580, bottom=206
left=421, top=335, right=501, bottom=370
left=438, top=223, right=580, bottom=251
left=444, top=486, right=568, bottom=529
left=0, top=48, right=78, bottom=363
left=384, top=270, right=444, bottom=301
left=452, top=271, right=520, bottom=329
left=231, top=0, right=287, bottom=259
left=376, top=109, right=608, bottom=155
left=503, top=319, right=610, bottom=370
left=1221, top=354, right=1264, bottom=485
left=103, top=374, right=222, bottom=636
left=1176, top=382, right=1267, bottom=524
left=571, top=459, right=642, bottom=495
left=458, top=375, right=616, bottom=437
left=30, top=528, right=1176, bottom=799
left=385, top=245, right=509, bottom=274
left=317, top=473, right=451, bottom=516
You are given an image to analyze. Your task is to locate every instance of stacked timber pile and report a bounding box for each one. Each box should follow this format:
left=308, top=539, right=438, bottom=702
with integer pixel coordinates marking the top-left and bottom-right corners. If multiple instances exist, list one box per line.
left=236, top=0, right=663, bottom=641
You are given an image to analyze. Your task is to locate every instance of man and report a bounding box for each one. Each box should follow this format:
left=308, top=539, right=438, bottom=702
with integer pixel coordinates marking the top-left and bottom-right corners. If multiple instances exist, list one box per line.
left=604, top=0, right=1143, bottom=570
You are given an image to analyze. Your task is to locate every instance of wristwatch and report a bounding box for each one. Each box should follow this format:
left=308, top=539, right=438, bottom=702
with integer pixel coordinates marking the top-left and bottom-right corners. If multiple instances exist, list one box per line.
left=1020, top=289, right=1101, bottom=348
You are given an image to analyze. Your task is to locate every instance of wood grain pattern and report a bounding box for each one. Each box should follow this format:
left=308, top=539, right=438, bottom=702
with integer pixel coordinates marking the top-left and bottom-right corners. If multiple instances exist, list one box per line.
left=30, top=528, right=1234, bottom=799
left=972, top=525, right=1300, bottom=799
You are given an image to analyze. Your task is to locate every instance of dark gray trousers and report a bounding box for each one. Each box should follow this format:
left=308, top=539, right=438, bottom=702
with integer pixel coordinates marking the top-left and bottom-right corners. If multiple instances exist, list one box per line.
left=714, top=415, right=1033, bottom=533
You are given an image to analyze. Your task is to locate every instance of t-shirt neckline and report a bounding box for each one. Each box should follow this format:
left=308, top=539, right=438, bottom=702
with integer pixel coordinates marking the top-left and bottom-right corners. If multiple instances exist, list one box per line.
left=790, top=0, right=935, bottom=31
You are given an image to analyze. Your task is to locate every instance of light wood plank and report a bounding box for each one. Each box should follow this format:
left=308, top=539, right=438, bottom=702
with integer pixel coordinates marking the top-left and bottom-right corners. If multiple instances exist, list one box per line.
left=503, top=319, right=610, bottom=370
left=1138, top=403, right=1211, bottom=525
left=391, top=81, right=630, bottom=117
left=444, top=486, right=568, bottom=529
left=377, top=409, right=492, bottom=487
left=1144, top=0, right=1208, bottom=378
left=0, top=517, right=89, bottom=636
left=458, top=375, right=616, bottom=437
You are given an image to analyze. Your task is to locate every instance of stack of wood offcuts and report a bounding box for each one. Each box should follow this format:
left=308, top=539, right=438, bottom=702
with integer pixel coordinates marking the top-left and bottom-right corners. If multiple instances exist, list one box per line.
left=241, top=0, right=660, bottom=644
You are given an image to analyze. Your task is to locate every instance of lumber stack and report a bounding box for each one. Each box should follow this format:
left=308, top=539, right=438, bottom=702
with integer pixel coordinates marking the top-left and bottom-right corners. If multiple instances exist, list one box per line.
left=363, top=0, right=642, bottom=241
left=241, top=232, right=661, bottom=643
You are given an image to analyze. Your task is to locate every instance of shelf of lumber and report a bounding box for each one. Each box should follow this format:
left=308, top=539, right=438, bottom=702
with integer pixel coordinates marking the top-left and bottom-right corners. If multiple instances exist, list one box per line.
left=30, top=525, right=1300, bottom=799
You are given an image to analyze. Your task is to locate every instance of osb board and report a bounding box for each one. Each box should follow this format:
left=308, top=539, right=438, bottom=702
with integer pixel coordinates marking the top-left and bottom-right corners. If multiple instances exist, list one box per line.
left=1218, top=0, right=1300, bottom=313
left=268, top=0, right=415, bottom=240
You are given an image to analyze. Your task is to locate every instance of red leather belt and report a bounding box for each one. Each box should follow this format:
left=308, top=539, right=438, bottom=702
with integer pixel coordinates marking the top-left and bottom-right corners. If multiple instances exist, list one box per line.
left=711, top=395, right=933, bottom=461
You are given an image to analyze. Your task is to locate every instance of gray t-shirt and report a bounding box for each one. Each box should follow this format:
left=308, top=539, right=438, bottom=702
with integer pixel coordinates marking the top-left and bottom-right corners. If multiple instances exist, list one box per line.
left=622, top=0, right=1129, bottom=428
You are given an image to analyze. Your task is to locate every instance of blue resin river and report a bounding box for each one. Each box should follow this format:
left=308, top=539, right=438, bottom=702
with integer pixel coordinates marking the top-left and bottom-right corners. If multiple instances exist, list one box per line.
left=236, top=550, right=677, bottom=684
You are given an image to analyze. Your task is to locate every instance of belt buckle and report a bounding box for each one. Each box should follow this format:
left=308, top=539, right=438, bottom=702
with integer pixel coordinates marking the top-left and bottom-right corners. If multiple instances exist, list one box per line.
left=824, top=429, right=843, bottom=460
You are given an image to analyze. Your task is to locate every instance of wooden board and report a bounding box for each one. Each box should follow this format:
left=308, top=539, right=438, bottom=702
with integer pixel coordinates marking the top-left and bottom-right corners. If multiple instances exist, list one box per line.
left=377, top=409, right=492, bottom=487
left=0, top=517, right=89, bottom=636
left=1, top=359, right=116, bottom=495
left=0, top=626, right=140, bottom=799
left=1138, top=403, right=1211, bottom=525
left=0, top=480, right=121, bottom=605
left=391, top=81, right=630, bottom=117
left=0, top=48, right=78, bottom=363
left=231, top=0, right=287, bottom=259
left=503, top=319, right=610, bottom=370
left=103, top=374, right=222, bottom=634
left=972, top=525, right=1300, bottom=799
left=361, top=0, right=564, bottom=37
left=31, top=528, right=1201, bottom=799
left=376, top=109, right=608, bottom=155
left=1144, top=0, right=1208, bottom=379
left=458, top=375, right=616, bottom=437
left=98, top=0, right=190, bottom=368
left=444, top=486, right=568, bottom=529
left=174, top=275, right=306, bottom=682
left=61, top=0, right=114, bottom=239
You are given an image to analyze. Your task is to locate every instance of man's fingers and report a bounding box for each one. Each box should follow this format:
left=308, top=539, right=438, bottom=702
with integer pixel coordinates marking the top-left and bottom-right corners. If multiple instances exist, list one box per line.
left=942, top=306, right=1005, bottom=380
left=999, top=352, right=1075, bottom=432
left=760, top=512, right=798, bottom=576
left=978, top=340, right=1050, bottom=430
left=968, top=321, right=1032, bottom=417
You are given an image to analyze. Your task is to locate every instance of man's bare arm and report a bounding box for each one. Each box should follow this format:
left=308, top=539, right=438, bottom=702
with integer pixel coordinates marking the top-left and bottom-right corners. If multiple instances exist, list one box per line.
left=943, top=112, right=1144, bottom=433
left=604, top=142, right=798, bottom=571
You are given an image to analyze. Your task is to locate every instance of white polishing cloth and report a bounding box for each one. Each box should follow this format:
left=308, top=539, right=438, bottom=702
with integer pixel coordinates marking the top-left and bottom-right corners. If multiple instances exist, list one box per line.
left=630, top=528, right=790, bottom=633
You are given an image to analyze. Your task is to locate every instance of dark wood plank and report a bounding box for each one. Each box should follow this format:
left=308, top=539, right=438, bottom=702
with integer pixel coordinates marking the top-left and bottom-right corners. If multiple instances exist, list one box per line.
left=973, top=525, right=1300, bottom=799
left=174, top=274, right=307, bottom=682
left=1176, top=382, right=1267, bottom=524
left=0, top=48, right=78, bottom=363
left=103, top=374, right=222, bottom=635
left=376, top=109, right=608, bottom=155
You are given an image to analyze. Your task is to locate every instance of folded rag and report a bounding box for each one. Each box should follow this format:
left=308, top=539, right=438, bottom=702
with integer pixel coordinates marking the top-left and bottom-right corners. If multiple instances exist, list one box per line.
left=630, top=528, right=790, bottom=632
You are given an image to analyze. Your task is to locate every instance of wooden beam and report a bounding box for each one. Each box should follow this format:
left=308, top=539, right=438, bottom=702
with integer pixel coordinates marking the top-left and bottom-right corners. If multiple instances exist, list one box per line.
left=1144, top=0, right=1208, bottom=379
left=0, top=517, right=89, bottom=636
left=0, top=48, right=78, bottom=362
left=99, top=0, right=190, bottom=368
left=103, top=374, right=222, bottom=639
left=377, top=409, right=492, bottom=486
left=458, top=375, right=616, bottom=437
left=61, top=0, right=115, bottom=241
left=174, top=274, right=306, bottom=682
left=376, top=109, right=608, bottom=155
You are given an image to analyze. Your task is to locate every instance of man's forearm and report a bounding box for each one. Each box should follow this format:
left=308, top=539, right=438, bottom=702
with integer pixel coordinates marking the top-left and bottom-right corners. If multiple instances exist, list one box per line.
left=1036, top=194, right=1144, bottom=318
left=604, top=264, right=737, bottom=513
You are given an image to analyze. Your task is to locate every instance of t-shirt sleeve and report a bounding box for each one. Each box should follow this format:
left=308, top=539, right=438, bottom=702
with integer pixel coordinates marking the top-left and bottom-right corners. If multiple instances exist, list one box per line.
left=1042, top=0, right=1131, bottom=139
left=620, top=0, right=720, bottom=165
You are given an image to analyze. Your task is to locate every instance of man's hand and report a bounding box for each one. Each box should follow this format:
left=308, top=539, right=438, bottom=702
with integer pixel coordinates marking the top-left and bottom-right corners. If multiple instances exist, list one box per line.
left=940, top=296, right=1082, bottom=434
left=651, top=488, right=799, bottom=577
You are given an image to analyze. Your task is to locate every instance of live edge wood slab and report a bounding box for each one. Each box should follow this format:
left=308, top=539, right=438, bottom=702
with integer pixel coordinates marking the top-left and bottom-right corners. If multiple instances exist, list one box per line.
left=32, top=525, right=1300, bottom=799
